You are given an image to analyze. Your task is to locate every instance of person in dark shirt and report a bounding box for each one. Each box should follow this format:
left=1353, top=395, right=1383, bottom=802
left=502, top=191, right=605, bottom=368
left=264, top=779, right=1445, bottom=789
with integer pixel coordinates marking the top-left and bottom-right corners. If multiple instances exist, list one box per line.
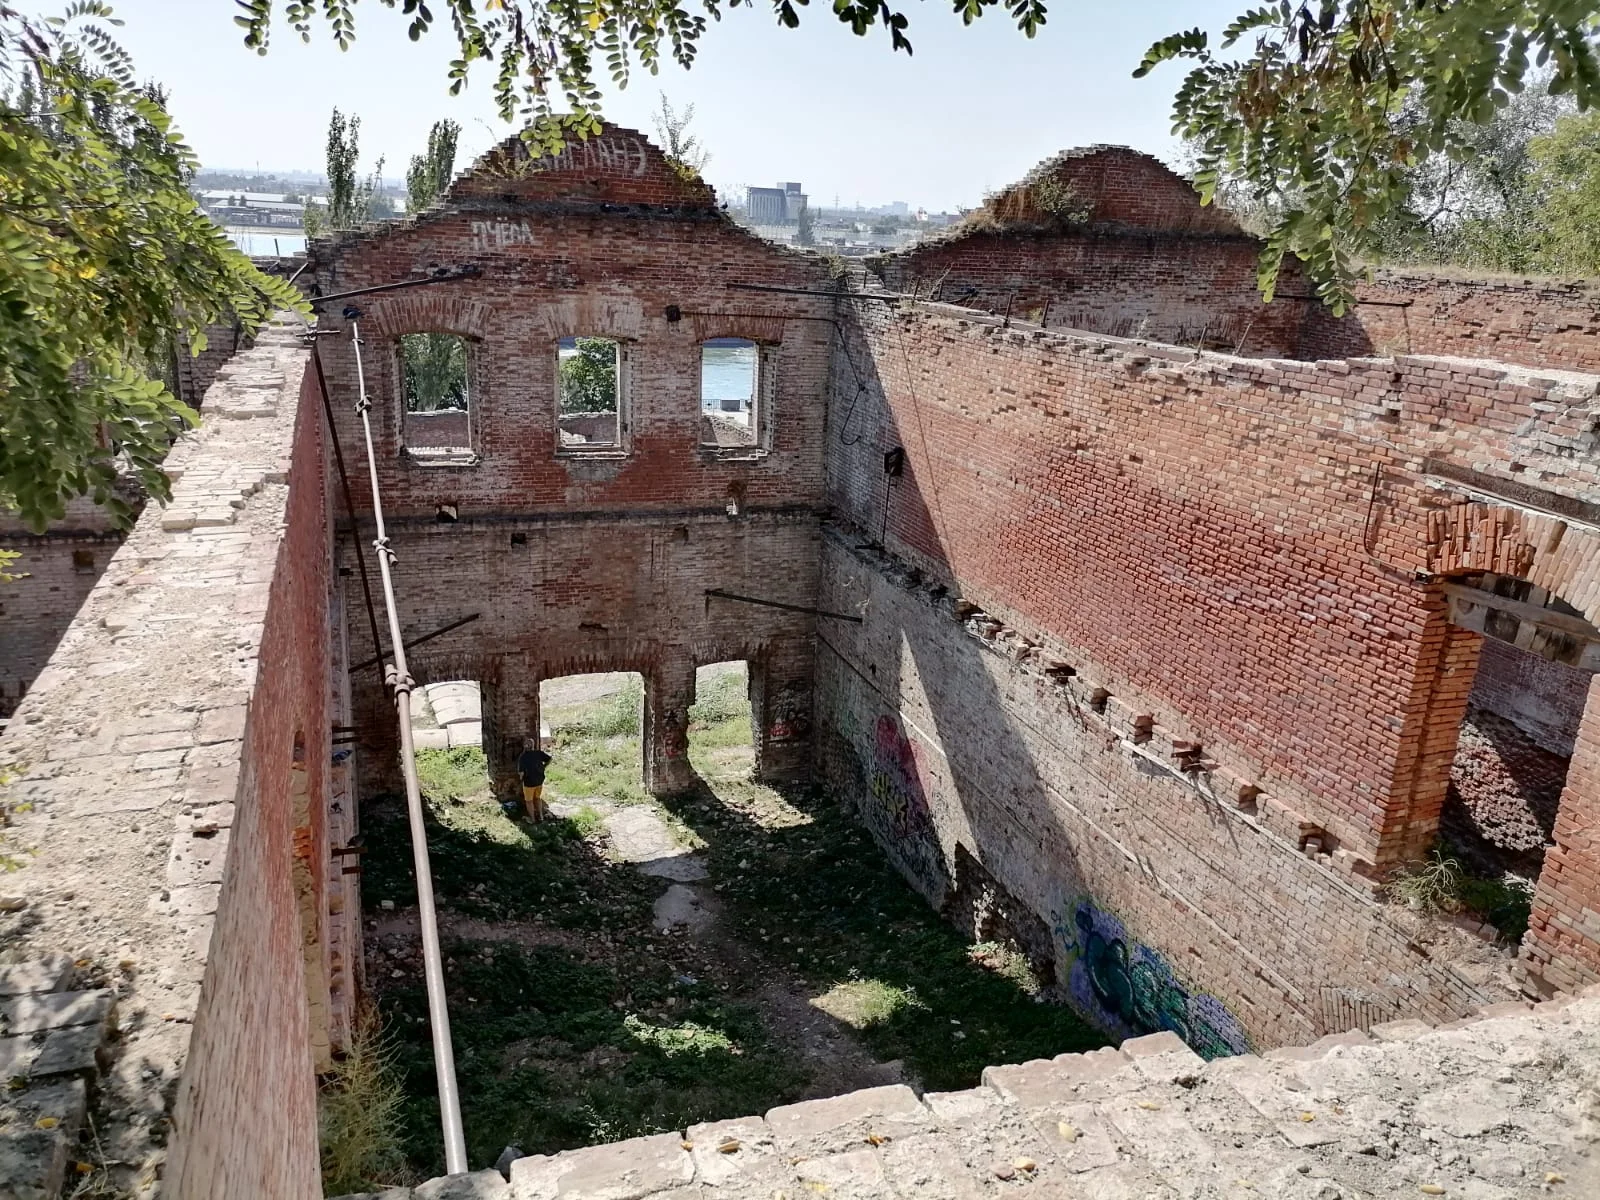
left=517, top=736, right=553, bottom=822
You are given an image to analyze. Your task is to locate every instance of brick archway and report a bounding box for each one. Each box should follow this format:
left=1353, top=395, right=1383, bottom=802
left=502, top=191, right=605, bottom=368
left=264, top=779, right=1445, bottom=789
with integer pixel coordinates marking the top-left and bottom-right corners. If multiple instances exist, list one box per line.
left=1418, top=498, right=1600, bottom=995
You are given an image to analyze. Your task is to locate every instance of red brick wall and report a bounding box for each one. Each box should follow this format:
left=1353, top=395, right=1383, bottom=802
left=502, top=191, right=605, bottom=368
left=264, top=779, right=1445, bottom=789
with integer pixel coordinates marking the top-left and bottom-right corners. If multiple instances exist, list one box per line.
left=876, top=231, right=1306, bottom=356
left=875, top=146, right=1303, bottom=357
left=166, top=359, right=332, bottom=1198
left=316, top=126, right=833, bottom=797
left=0, top=534, right=120, bottom=718
left=1471, top=638, right=1592, bottom=756
left=1300, top=269, right=1600, bottom=372
left=817, top=534, right=1492, bottom=1049
left=984, top=146, right=1243, bottom=234
left=825, top=301, right=1600, bottom=998
left=1524, top=673, right=1600, bottom=994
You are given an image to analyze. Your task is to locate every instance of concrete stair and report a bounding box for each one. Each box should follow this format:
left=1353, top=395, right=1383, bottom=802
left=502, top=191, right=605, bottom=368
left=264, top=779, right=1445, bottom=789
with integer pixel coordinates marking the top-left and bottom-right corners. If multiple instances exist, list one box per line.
left=337, top=994, right=1600, bottom=1200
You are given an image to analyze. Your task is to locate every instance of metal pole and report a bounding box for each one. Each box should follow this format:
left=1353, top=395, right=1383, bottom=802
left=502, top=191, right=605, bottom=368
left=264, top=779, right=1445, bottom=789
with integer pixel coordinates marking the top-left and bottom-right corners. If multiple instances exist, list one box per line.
left=347, top=315, right=469, bottom=1174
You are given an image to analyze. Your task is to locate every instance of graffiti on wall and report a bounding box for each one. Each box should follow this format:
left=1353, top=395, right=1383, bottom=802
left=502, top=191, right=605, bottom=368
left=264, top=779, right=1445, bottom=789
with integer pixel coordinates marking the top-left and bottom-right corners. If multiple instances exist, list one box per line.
left=767, top=683, right=812, bottom=743
left=856, top=713, right=946, bottom=897
left=870, top=714, right=935, bottom=839
left=1056, top=897, right=1250, bottom=1059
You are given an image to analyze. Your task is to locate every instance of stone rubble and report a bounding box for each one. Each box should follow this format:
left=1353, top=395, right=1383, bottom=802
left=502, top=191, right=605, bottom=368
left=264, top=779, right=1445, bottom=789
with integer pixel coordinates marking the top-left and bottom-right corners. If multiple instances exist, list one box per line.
left=0, top=955, right=117, bottom=1200
left=335, top=995, right=1600, bottom=1200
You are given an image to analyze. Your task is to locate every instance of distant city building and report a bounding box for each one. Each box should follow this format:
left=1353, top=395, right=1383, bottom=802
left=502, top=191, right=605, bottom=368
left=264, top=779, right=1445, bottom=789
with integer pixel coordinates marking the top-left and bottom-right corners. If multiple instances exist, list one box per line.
left=746, top=182, right=808, bottom=226
left=196, top=188, right=307, bottom=228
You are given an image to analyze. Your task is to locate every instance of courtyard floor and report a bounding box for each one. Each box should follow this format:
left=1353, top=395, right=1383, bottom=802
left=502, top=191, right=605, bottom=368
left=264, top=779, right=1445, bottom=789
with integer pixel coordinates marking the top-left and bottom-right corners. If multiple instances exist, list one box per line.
left=358, top=668, right=1104, bottom=1180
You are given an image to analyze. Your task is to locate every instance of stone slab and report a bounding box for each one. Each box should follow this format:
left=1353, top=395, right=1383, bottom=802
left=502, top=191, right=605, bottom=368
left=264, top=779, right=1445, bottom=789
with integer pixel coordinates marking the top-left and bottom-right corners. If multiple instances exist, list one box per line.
left=0, top=956, right=74, bottom=998
left=765, top=1083, right=929, bottom=1152
left=0, top=990, right=113, bottom=1035
left=415, top=1169, right=510, bottom=1199
left=511, top=1131, right=692, bottom=1200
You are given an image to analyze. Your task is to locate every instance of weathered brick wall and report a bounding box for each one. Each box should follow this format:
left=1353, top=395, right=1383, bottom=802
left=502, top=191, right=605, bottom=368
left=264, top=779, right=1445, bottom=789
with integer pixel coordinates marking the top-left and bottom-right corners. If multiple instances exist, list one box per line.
left=0, top=532, right=121, bottom=719
left=876, top=232, right=1306, bottom=357
left=174, top=319, right=254, bottom=410
left=1300, top=269, right=1600, bottom=372
left=343, top=514, right=822, bottom=799
left=980, top=146, right=1242, bottom=235
left=817, top=533, right=1491, bottom=1050
left=164, top=348, right=334, bottom=1197
left=821, top=296, right=1600, bottom=1028
left=1470, top=638, right=1591, bottom=756
left=875, top=147, right=1304, bottom=357
left=315, top=126, right=834, bottom=798
left=402, top=406, right=470, bottom=449
left=0, top=326, right=336, bottom=1198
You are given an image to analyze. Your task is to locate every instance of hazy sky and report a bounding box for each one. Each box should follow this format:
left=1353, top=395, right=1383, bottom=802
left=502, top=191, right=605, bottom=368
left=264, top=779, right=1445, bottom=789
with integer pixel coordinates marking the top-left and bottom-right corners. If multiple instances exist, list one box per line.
left=87, top=0, right=1241, bottom=211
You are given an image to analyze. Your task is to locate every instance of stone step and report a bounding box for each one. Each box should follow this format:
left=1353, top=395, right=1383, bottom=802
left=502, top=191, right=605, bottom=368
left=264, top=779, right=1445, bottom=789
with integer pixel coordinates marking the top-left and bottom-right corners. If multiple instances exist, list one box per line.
left=333, top=996, right=1600, bottom=1200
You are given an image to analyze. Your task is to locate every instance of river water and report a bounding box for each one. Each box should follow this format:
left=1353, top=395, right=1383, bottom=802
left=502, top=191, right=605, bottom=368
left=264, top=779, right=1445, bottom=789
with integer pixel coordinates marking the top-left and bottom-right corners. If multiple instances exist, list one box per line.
left=701, top=340, right=757, bottom=411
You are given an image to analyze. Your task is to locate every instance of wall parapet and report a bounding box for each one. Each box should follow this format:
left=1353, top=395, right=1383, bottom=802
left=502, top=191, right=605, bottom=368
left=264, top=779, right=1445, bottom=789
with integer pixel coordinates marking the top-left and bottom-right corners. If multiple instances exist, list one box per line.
left=0, top=321, right=333, bottom=1198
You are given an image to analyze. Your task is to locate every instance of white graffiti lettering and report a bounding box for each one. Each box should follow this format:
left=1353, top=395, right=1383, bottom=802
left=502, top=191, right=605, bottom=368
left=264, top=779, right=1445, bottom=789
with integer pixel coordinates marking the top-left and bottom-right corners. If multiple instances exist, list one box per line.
left=531, top=136, right=649, bottom=178
left=470, top=220, right=536, bottom=252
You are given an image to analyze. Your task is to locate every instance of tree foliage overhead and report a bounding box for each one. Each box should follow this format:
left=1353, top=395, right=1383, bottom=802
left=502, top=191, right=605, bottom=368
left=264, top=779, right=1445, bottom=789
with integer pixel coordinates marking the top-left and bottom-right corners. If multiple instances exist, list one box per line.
left=233, top=0, right=1047, bottom=155
left=0, top=2, right=305, bottom=531
left=1139, top=1, right=1600, bottom=310
left=405, top=118, right=460, bottom=213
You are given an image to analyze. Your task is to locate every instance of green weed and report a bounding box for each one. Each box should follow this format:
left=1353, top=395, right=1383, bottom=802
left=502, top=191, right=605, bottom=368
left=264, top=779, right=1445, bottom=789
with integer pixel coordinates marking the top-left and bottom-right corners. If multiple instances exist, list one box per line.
left=413, top=746, right=490, bottom=804
left=319, top=1009, right=411, bottom=1196
left=1385, top=845, right=1535, bottom=941
left=569, top=803, right=606, bottom=839
left=365, top=676, right=1104, bottom=1178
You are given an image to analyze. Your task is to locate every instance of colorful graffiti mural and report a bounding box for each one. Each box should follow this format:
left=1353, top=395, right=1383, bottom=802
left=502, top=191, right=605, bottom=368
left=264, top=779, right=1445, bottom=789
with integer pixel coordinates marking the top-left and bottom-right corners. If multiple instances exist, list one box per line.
left=1055, top=897, right=1250, bottom=1059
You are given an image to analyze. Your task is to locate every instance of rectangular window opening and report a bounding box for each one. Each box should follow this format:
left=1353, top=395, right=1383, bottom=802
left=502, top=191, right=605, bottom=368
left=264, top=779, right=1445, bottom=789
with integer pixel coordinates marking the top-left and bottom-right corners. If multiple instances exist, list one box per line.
left=400, top=333, right=476, bottom=465
left=72, top=549, right=95, bottom=574
left=558, top=337, right=622, bottom=450
left=700, top=338, right=760, bottom=449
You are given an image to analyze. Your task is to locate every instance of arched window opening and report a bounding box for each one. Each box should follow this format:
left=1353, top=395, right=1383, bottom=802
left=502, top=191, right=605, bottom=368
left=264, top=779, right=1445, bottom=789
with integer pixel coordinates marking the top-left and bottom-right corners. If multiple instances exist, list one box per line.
left=557, top=337, right=623, bottom=450
left=399, top=333, right=475, bottom=464
left=699, top=338, right=761, bottom=449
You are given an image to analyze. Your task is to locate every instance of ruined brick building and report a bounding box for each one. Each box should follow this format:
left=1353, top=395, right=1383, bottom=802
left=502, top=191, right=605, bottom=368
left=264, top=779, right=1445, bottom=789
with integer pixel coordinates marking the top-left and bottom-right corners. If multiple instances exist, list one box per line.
left=4, top=128, right=1600, bottom=1197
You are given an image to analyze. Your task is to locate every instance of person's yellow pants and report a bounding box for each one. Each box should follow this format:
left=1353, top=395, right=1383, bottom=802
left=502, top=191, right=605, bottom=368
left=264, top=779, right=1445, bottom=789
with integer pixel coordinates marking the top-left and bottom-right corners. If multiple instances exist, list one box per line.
left=522, top=784, right=546, bottom=821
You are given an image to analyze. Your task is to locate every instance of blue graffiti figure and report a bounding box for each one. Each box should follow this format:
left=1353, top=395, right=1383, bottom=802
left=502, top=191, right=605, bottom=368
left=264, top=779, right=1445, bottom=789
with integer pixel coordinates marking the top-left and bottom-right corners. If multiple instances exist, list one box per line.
left=1062, top=898, right=1249, bottom=1059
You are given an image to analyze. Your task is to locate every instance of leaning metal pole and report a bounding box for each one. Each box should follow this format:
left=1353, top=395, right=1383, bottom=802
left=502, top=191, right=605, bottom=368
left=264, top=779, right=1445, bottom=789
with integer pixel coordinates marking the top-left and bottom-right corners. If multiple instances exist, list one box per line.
left=345, top=312, right=469, bottom=1174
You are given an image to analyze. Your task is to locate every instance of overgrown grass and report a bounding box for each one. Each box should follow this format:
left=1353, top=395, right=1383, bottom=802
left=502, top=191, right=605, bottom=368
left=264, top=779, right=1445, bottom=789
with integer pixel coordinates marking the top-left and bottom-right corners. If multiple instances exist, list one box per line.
left=319, top=1009, right=411, bottom=1196
left=364, top=680, right=1103, bottom=1177
left=1385, top=845, right=1536, bottom=941
left=660, top=778, right=1104, bottom=1090
left=544, top=681, right=649, bottom=804
left=412, top=746, right=491, bottom=804
left=688, top=667, right=754, bottom=764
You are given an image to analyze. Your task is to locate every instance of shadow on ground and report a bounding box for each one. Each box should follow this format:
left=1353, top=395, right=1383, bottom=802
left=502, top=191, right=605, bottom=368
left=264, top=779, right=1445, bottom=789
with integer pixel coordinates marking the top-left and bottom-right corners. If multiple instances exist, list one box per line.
left=356, top=681, right=1104, bottom=1180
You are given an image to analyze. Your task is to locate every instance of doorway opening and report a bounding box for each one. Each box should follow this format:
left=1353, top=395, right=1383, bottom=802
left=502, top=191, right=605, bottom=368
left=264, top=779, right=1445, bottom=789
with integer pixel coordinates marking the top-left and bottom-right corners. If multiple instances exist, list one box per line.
left=540, top=671, right=646, bottom=804
left=1423, top=572, right=1595, bottom=939
left=408, top=679, right=492, bottom=801
left=688, top=660, right=753, bottom=783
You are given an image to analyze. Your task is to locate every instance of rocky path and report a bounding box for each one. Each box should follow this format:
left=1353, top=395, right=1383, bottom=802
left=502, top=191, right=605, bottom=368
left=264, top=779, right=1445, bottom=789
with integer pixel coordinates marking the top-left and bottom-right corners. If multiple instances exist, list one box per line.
left=549, top=795, right=909, bottom=1097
